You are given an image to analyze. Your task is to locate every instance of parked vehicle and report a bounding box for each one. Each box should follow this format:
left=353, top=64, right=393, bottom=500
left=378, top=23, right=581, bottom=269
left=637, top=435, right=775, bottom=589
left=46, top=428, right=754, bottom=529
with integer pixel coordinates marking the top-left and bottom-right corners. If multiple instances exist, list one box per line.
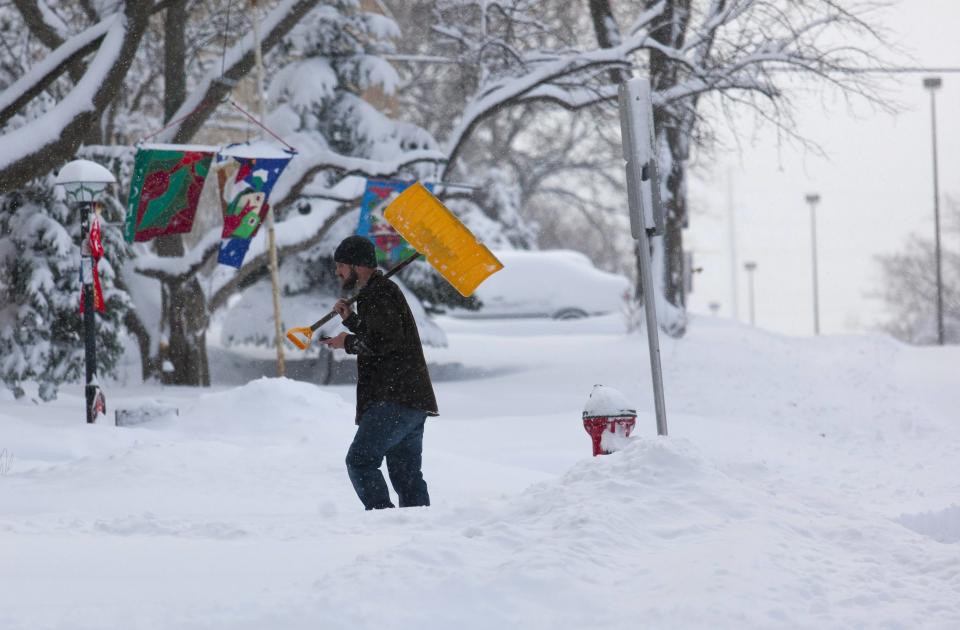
left=449, top=249, right=631, bottom=319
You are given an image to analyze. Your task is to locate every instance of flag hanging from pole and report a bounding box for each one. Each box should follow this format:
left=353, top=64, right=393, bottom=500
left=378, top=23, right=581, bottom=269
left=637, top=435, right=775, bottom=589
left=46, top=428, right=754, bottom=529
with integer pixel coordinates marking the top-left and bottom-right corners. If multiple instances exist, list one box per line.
left=214, top=143, right=294, bottom=268
left=124, top=144, right=216, bottom=243
left=357, top=179, right=433, bottom=268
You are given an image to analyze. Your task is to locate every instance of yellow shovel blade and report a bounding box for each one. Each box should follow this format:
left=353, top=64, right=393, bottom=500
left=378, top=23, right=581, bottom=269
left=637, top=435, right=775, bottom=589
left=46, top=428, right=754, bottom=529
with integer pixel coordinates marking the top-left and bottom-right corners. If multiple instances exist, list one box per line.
left=384, top=183, right=503, bottom=297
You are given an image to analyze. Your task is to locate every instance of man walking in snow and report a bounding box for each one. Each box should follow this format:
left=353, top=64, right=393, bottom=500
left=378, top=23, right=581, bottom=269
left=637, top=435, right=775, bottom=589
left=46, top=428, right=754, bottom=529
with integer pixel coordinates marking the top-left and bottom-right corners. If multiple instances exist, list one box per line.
left=321, top=235, right=437, bottom=510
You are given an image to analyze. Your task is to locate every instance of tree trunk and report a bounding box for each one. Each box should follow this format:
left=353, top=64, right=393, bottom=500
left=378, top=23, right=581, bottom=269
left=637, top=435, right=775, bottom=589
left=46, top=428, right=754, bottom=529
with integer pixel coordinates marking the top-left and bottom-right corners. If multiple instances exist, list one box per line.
left=163, top=0, right=187, bottom=122
left=161, top=277, right=211, bottom=386
left=156, top=235, right=210, bottom=386
left=155, top=0, right=209, bottom=387
left=642, top=0, right=692, bottom=335
left=660, top=122, right=687, bottom=310
left=587, top=0, right=625, bottom=85
left=585, top=0, right=685, bottom=330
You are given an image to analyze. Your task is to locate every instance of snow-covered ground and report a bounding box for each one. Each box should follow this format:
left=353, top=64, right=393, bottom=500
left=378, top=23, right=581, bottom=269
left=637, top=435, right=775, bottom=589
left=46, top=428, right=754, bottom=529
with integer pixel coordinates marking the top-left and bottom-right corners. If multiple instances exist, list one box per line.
left=1, top=314, right=958, bottom=629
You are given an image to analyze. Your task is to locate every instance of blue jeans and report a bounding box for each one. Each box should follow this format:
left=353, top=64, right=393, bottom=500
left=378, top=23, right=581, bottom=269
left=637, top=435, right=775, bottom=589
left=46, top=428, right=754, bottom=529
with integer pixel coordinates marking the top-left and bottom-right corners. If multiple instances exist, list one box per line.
left=346, top=401, right=430, bottom=510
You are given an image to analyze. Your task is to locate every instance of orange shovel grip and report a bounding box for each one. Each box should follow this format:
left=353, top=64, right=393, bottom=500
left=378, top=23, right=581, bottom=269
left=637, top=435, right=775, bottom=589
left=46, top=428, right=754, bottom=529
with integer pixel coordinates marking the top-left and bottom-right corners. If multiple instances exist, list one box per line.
left=285, top=326, right=313, bottom=350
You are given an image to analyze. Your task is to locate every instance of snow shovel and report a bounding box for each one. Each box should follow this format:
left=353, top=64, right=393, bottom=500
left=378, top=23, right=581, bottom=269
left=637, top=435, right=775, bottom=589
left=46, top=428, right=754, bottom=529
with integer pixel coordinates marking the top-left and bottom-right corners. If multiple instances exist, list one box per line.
left=383, top=182, right=503, bottom=297
left=285, top=252, right=422, bottom=350
left=285, top=183, right=503, bottom=350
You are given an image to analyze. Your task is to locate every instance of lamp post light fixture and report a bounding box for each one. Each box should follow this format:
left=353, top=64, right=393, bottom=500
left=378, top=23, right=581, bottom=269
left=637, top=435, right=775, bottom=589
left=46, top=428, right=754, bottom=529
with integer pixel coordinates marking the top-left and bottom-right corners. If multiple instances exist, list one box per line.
left=923, top=76, right=945, bottom=345
left=744, top=261, right=757, bottom=326
left=54, top=159, right=116, bottom=423
left=804, top=193, right=821, bottom=335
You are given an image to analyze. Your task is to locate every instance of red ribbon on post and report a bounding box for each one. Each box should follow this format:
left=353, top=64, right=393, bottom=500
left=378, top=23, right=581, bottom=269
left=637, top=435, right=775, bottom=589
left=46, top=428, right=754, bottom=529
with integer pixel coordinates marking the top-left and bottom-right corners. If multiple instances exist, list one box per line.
left=80, top=209, right=106, bottom=314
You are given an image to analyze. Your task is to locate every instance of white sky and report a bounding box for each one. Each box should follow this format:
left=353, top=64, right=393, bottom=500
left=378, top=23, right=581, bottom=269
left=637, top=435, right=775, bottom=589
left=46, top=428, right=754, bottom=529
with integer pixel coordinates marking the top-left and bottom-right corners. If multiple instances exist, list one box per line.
left=685, top=0, right=959, bottom=337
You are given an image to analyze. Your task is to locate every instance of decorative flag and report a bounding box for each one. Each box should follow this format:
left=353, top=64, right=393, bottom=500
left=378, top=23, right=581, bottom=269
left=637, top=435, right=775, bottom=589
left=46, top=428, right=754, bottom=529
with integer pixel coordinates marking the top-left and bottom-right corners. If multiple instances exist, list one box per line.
left=214, top=143, right=294, bottom=268
left=358, top=180, right=433, bottom=268
left=124, top=144, right=216, bottom=243
left=80, top=210, right=106, bottom=314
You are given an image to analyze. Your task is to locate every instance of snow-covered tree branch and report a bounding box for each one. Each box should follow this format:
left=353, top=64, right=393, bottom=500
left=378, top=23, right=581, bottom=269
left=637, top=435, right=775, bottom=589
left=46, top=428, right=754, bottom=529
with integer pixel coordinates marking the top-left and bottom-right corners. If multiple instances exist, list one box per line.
left=0, top=18, right=113, bottom=128
left=0, top=3, right=152, bottom=192
left=153, top=0, right=321, bottom=144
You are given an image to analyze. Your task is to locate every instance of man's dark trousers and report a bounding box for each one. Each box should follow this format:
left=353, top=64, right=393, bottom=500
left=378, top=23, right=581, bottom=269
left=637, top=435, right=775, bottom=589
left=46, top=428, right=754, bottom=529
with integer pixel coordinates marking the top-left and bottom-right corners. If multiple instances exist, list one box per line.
left=346, top=401, right=430, bottom=510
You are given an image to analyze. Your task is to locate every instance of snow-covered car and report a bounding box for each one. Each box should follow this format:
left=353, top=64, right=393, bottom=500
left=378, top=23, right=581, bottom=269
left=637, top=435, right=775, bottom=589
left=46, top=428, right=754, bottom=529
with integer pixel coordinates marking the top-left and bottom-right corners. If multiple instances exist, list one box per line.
left=451, top=249, right=631, bottom=319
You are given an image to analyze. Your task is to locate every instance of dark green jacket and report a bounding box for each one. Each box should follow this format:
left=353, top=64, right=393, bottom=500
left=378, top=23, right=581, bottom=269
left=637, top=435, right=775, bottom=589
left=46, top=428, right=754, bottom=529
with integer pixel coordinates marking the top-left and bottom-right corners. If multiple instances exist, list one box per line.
left=343, top=271, right=438, bottom=424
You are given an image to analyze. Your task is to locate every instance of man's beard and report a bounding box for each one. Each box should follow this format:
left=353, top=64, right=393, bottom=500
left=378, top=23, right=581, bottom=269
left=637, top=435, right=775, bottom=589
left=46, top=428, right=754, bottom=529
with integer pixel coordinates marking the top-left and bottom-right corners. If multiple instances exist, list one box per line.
left=340, top=267, right=359, bottom=292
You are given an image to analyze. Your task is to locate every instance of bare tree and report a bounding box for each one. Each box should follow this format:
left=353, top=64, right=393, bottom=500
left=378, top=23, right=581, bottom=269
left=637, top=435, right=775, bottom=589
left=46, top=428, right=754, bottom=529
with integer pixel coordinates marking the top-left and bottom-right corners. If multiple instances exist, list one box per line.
left=874, top=199, right=959, bottom=344
left=389, top=0, right=892, bottom=334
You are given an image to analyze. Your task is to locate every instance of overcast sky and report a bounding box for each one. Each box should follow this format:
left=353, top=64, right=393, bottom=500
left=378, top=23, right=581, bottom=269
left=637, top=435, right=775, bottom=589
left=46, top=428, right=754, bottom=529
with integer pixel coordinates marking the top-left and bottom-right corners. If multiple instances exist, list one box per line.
left=684, top=0, right=959, bottom=337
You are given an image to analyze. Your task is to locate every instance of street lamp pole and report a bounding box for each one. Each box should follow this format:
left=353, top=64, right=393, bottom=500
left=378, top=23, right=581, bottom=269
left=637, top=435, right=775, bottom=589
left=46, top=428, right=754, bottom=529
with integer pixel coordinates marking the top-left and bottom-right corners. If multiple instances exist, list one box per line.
left=744, top=261, right=757, bottom=326
left=55, top=160, right=116, bottom=423
left=81, top=200, right=97, bottom=422
left=923, top=76, right=945, bottom=345
left=805, top=193, right=821, bottom=335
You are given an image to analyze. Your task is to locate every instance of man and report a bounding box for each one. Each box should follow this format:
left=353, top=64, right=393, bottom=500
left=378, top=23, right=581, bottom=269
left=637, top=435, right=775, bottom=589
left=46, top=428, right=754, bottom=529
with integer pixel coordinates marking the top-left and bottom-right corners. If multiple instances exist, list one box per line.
left=321, top=235, right=438, bottom=510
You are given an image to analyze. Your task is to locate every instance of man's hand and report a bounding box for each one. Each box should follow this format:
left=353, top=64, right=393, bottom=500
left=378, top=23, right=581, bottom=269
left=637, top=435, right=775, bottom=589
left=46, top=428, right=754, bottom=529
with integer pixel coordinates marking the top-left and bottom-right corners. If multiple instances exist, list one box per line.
left=334, top=299, right=353, bottom=321
left=320, top=332, right=348, bottom=350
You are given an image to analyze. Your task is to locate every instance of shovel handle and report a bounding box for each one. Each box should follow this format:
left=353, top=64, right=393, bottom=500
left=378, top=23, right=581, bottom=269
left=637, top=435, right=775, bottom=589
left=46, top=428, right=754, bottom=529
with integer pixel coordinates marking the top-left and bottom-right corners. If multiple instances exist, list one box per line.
left=284, top=252, right=422, bottom=350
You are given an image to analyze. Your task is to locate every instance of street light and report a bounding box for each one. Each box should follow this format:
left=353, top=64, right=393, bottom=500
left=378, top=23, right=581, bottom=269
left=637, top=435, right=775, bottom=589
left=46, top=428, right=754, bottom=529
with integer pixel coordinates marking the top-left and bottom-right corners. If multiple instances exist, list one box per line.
left=805, top=193, right=821, bottom=335
left=744, top=261, right=757, bottom=326
left=55, top=159, right=116, bottom=423
left=923, top=76, right=945, bottom=345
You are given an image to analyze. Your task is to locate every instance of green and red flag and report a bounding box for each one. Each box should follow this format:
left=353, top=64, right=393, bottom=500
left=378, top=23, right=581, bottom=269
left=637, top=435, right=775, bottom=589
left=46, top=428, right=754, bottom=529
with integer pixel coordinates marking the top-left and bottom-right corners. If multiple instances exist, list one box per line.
left=124, top=144, right=216, bottom=243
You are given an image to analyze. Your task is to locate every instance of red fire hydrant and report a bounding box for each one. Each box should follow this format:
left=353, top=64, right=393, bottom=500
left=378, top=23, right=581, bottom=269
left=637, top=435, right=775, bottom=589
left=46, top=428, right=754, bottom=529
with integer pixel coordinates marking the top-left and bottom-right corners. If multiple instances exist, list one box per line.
left=582, top=384, right=636, bottom=456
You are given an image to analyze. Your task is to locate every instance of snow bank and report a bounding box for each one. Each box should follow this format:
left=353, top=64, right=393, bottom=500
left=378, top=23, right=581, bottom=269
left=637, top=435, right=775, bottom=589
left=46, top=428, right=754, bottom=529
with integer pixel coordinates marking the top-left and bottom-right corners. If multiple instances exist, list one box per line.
left=1, top=316, right=958, bottom=629
left=899, top=504, right=960, bottom=544
left=178, top=377, right=352, bottom=439
left=318, top=435, right=960, bottom=629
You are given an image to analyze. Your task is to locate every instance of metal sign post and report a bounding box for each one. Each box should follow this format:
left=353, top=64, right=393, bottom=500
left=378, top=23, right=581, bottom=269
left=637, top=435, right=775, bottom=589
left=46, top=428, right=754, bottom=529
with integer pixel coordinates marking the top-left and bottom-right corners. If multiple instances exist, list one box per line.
left=618, top=76, right=668, bottom=437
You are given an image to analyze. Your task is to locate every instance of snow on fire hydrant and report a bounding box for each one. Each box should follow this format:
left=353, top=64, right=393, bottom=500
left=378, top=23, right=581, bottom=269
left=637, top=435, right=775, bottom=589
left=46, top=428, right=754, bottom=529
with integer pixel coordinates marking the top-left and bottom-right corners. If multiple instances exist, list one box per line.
left=582, top=385, right=637, bottom=456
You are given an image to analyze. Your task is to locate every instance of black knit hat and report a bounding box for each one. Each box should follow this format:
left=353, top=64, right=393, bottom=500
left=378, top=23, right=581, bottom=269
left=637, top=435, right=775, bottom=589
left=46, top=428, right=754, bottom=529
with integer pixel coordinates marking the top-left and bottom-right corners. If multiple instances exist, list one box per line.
left=334, top=235, right=377, bottom=268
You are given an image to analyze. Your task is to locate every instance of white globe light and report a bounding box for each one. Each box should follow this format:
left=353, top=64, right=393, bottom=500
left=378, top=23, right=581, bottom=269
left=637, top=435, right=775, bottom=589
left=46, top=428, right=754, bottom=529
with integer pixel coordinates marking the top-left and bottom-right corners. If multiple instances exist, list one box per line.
left=54, top=159, right=116, bottom=203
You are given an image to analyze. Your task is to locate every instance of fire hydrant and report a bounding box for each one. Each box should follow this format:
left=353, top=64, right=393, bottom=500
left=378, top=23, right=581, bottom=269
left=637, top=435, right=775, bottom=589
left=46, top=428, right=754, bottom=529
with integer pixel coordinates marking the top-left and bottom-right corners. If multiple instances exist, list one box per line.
left=582, top=384, right=637, bottom=456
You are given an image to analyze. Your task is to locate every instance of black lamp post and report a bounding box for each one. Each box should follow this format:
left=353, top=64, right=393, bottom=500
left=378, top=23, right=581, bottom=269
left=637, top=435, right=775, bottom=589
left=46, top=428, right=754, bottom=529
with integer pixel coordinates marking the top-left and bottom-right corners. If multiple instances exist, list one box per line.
left=55, top=160, right=116, bottom=423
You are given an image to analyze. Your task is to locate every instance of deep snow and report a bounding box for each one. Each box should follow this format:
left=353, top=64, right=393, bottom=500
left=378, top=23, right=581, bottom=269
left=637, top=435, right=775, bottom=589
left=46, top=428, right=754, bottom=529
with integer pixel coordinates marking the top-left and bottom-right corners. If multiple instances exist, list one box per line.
left=1, top=314, right=958, bottom=629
